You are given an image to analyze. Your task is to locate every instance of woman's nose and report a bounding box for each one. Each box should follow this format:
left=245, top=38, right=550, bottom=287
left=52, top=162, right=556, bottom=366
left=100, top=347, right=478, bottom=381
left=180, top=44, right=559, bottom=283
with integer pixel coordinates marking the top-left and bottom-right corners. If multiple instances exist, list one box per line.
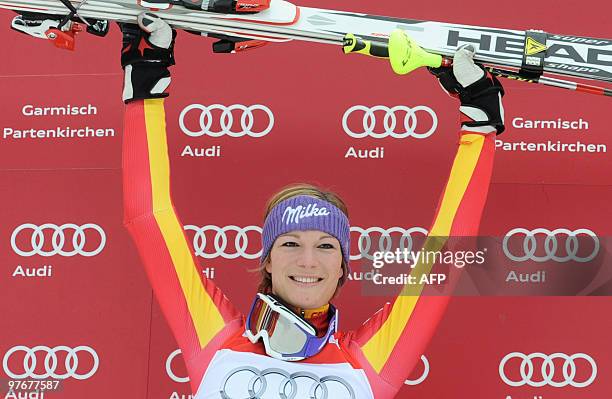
left=296, top=247, right=317, bottom=267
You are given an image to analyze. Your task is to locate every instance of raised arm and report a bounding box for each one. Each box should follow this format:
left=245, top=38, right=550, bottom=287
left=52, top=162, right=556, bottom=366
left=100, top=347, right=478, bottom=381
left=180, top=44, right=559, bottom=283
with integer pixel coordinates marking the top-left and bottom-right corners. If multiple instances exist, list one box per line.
left=351, top=46, right=505, bottom=392
left=120, top=15, right=241, bottom=390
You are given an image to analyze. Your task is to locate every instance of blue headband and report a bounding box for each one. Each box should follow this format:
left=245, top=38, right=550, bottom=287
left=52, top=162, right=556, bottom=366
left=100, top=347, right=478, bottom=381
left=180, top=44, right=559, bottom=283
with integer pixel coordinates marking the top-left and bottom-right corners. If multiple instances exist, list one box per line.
left=261, top=195, right=350, bottom=267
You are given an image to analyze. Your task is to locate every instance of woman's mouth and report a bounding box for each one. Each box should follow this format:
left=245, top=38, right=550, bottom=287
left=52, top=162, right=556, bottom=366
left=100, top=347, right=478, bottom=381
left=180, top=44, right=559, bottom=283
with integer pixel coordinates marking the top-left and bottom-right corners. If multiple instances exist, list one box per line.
left=289, top=275, right=324, bottom=284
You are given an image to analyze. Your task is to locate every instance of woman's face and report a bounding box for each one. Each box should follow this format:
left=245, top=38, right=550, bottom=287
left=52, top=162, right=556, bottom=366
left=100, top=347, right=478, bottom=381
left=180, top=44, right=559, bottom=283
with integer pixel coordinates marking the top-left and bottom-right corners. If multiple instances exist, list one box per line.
left=265, top=230, right=343, bottom=309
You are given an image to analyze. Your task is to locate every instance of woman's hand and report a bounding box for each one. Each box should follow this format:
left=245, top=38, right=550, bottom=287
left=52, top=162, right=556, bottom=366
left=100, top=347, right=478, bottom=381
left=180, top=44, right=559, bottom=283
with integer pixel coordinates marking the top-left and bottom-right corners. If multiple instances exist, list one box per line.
left=429, top=45, right=506, bottom=134
left=119, top=13, right=176, bottom=103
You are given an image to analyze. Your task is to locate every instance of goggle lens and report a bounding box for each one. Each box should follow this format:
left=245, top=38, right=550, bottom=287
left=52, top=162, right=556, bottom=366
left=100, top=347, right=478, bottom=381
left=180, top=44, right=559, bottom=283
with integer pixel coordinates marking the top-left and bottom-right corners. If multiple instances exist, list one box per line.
left=247, top=294, right=312, bottom=356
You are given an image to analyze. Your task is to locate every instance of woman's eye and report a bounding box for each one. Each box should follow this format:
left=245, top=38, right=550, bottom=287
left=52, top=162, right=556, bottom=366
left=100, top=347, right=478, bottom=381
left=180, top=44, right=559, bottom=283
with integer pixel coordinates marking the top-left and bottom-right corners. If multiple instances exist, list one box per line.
left=281, top=241, right=298, bottom=247
left=319, top=243, right=335, bottom=249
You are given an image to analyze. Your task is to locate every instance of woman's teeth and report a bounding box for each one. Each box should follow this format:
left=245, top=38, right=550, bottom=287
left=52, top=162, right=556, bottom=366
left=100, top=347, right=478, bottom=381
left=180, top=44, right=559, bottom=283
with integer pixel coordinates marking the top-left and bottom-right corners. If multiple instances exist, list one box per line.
left=290, top=276, right=322, bottom=283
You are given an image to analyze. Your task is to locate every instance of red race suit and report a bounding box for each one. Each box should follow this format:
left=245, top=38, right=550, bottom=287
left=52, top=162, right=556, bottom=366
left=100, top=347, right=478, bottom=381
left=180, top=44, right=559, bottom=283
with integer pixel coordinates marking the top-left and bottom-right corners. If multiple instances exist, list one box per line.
left=123, top=99, right=496, bottom=398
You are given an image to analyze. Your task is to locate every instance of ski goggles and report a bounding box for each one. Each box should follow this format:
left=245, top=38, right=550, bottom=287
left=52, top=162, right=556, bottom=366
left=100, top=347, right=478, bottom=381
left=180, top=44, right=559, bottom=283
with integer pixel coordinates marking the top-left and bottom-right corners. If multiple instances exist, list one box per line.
left=245, top=293, right=338, bottom=361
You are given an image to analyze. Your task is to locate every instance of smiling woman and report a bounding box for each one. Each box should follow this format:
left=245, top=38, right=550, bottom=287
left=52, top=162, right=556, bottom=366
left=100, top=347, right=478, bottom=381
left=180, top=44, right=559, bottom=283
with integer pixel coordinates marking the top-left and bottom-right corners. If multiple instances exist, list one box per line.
left=121, top=13, right=504, bottom=399
left=257, top=184, right=350, bottom=302
left=264, top=229, right=344, bottom=309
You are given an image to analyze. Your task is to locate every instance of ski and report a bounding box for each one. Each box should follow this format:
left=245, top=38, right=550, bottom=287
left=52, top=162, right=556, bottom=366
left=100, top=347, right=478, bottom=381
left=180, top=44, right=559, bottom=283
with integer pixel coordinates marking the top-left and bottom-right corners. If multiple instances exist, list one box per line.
left=1, top=0, right=611, bottom=86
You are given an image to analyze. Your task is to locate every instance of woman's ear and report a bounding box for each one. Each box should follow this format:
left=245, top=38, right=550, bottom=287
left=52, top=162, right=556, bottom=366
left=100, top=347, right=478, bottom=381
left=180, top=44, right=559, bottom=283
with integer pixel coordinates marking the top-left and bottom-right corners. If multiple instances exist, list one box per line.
left=265, top=256, right=272, bottom=274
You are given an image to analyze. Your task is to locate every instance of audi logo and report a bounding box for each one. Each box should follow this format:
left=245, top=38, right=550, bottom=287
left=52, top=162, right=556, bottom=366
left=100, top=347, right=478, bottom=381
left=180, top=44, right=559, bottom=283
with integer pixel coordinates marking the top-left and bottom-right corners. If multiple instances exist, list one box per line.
left=184, top=225, right=427, bottom=261
left=503, top=228, right=599, bottom=263
left=11, top=223, right=106, bottom=257
left=220, top=366, right=355, bottom=399
left=179, top=104, right=274, bottom=138
left=168, top=349, right=428, bottom=389
left=184, top=225, right=262, bottom=260
left=166, top=349, right=189, bottom=383
left=350, top=227, right=428, bottom=261
left=404, top=355, right=429, bottom=386
left=3, top=345, right=99, bottom=380
left=342, top=105, right=438, bottom=139
left=499, top=352, right=597, bottom=388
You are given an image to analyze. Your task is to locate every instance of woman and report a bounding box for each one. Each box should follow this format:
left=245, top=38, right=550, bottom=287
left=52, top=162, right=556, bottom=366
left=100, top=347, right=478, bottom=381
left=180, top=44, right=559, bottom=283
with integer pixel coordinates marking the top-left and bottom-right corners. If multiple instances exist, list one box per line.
left=122, top=14, right=505, bottom=399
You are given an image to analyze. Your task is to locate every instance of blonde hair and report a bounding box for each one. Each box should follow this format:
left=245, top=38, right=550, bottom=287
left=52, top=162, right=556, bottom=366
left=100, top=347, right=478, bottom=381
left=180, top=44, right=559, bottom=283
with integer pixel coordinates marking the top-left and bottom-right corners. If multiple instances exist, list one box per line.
left=257, top=183, right=350, bottom=295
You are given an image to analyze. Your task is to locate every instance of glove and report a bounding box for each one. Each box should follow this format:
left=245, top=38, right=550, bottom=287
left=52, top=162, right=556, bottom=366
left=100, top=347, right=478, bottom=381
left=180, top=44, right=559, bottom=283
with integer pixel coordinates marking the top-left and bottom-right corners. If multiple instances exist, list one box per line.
left=120, top=13, right=176, bottom=103
left=429, top=45, right=505, bottom=134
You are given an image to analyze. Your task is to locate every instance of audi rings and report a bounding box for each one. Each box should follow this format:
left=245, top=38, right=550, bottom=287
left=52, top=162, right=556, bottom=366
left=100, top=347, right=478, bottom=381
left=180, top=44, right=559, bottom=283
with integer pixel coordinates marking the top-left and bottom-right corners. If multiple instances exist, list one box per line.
left=184, top=225, right=263, bottom=260
left=184, top=225, right=428, bottom=261
left=342, top=105, right=437, bottom=139
left=3, top=345, right=99, bottom=380
left=11, top=223, right=106, bottom=257
left=503, top=228, right=599, bottom=263
left=166, top=349, right=189, bottom=383
left=220, top=366, right=356, bottom=399
left=404, top=355, right=429, bottom=386
left=179, top=104, right=274, bottom=138
left=499, top=352, right=597, bottom=388
left=350, top=227, right=429, bottom=261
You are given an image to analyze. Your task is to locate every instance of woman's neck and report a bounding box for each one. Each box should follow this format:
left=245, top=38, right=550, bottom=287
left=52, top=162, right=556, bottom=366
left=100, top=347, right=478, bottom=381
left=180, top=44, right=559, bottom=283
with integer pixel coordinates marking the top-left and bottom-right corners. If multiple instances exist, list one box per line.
left=294, top=303, right=329, bottom=319
left=292, top=303, right=330, bottom=337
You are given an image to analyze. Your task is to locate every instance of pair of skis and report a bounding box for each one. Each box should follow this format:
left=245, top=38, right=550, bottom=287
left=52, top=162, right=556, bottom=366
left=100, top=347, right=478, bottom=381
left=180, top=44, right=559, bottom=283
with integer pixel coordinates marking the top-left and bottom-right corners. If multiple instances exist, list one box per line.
left=1, top=0, right=611, bottom=96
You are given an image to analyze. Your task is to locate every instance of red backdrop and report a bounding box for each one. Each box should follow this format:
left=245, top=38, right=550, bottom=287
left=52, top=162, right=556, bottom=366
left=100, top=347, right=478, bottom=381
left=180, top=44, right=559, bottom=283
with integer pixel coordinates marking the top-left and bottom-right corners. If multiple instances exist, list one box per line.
left=1, top=0, right=611, bottom=398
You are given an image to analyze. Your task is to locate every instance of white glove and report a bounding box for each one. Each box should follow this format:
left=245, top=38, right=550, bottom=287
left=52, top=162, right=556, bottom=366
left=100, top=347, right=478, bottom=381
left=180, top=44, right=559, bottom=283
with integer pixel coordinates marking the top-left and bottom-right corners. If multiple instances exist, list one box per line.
left=429, top=45, right=506, bottom=134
